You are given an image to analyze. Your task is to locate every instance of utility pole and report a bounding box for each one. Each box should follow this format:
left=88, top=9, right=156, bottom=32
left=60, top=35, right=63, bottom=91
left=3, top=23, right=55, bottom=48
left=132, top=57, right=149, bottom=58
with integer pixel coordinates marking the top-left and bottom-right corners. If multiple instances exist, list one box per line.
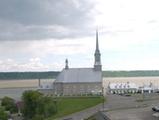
left=38, top=78, right=41, bottom=87
left=102, top=87, right=105, bottom=111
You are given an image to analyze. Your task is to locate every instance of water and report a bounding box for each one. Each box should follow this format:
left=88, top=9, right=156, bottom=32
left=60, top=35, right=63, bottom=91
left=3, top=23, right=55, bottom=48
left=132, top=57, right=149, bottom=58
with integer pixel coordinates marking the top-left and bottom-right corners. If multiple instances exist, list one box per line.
left=0, top=87, right=36, bottom=100
left=0, top=79, right=53, bottom=100
left=1, top=77, right=159, bottom=100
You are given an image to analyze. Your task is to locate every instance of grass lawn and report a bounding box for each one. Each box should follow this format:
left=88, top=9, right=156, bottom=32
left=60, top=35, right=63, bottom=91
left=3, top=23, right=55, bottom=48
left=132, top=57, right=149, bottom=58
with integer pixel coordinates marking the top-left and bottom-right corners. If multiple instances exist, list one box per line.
left=47, top=96, right=104, bottom=119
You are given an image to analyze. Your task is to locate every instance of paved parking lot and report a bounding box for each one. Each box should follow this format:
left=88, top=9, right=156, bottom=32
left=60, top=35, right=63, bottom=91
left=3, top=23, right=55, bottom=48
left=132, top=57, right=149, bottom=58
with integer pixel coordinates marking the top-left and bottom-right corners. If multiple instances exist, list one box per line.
left=104, top=94, right=159, bottom=120
left=107, top=106, right=158, bottom=120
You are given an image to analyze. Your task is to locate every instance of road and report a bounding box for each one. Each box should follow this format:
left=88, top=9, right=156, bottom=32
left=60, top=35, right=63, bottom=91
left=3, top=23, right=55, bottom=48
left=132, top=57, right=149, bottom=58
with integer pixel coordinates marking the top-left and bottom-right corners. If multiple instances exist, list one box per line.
left=60, top=94, right=159, bottom=120
left=105, top=94, right=159, bottom=120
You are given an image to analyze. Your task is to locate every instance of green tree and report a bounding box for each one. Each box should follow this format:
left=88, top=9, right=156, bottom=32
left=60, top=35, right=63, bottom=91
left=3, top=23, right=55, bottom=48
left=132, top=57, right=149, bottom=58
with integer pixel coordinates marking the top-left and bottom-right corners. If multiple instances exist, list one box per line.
left=22, top=90, right=57, bottom=119
left=0, top=107, right=8, bottom=120
left=22, top=90, right=42, bottom=119
left=44, top=101, right=57, bottom=117
left=1, top=96, right=17, bottom=113
left=36, top=96, right=57, bottom=118
left=32, top=114, right=44, bottom=120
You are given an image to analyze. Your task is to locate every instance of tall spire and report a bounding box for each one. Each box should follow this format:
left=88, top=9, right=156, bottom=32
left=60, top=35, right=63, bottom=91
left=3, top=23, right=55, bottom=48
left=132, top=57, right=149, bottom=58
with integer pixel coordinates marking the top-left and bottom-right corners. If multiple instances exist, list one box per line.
left=65, top=59, right=69, bottom=69
left=94, top=30, right=102, bottom=71
left=96, top=29, right=99, bottom=51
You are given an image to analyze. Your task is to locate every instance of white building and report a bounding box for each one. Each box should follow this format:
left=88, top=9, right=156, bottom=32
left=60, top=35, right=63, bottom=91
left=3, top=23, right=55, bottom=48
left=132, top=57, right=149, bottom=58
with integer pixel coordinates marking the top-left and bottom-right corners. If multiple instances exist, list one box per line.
left=108, top=82, right=159, bottom=94
left=108, top=82, right=138, bottom=94
left=139, top=82, right=158, bottom=93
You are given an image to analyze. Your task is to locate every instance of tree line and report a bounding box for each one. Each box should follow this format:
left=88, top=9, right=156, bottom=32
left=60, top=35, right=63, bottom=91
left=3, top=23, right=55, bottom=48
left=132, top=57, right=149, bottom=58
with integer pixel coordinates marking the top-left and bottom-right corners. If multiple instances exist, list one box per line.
left=103, top=70, right=159, bottom=77
left=0, top=70, right=159, bottom=80
left=0, top=71, right=59, bottom=80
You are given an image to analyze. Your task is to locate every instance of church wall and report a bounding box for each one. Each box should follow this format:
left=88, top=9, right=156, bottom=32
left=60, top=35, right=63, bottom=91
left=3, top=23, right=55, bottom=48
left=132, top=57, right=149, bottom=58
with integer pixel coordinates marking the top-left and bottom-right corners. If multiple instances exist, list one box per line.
left=53, top=82, right=63, bottom=95
left=62, top=82, right=102, bottom=96
left=38, top=89, right=54, bottom=96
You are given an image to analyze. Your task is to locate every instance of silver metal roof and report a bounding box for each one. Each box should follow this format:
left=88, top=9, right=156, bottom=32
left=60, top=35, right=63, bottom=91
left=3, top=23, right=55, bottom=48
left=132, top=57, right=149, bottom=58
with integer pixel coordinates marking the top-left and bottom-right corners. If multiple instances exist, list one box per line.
left=55, top=68, right=102, bottom=83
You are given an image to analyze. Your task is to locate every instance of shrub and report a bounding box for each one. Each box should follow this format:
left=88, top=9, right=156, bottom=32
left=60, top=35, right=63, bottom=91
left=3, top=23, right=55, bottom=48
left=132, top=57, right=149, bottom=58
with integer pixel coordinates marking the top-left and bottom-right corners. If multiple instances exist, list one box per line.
left=36, top=96, right=57, bottom=118
left=32, top=114, right=44, bottom=120
left=22, top=90, right=42, bottom=119
left=1, top=96, right=17, bottom=113
left=0, top=107, right=8, bottom=120
left=22, top=90, right=57, bottom=119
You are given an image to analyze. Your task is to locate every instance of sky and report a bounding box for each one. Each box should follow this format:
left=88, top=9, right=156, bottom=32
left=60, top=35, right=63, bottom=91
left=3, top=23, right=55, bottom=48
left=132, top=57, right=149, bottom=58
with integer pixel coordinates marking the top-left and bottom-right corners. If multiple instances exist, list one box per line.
left=0, top=0, right=159, bottom=71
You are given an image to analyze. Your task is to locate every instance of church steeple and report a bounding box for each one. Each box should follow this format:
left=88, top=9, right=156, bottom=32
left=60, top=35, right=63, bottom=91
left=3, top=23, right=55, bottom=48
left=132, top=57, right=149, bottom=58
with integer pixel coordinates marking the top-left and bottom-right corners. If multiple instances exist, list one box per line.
left=94, top=30, right=102, bottom=71
left=65, top=59, right=69, bottom=69
left=96, top=30, right=99, bottom=51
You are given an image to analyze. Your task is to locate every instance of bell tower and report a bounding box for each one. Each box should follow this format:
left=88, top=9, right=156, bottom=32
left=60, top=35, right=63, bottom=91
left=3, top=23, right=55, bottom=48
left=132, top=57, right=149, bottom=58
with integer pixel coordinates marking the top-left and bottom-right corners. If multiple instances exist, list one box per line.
left=94, top=30, right=102, bottom=71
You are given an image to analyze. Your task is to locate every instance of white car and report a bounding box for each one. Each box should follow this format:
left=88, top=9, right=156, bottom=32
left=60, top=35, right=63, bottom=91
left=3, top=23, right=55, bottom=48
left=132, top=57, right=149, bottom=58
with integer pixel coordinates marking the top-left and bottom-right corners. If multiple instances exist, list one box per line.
left=152, top=106, right=159, bottom=112
left=153, top=113, right=159, bottom=118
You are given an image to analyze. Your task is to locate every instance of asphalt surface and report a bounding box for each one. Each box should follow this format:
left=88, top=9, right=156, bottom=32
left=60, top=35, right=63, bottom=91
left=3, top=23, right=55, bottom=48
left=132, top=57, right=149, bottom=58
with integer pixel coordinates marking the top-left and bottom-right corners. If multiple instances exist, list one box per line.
left=107, top=106, right=158, bottom=120
left=60, top=94, right=159, bottom=120
left=105, top=94, right=159, bottom=120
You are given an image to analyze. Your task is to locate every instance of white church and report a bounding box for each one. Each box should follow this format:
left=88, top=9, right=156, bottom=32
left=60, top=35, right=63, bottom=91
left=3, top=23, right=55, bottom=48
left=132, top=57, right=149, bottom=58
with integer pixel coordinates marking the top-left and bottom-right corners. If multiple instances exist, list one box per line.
left=39, top=31, right=103, bottom=96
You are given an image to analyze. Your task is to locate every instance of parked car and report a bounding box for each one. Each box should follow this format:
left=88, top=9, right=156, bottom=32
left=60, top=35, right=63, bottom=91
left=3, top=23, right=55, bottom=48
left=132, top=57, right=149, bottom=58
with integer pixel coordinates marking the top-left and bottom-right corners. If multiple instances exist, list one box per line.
left=152, top=113, right=159, bottom=118
left=124, top=94, right=131, bottom=97
left=152, top=106, right=159, bottom=112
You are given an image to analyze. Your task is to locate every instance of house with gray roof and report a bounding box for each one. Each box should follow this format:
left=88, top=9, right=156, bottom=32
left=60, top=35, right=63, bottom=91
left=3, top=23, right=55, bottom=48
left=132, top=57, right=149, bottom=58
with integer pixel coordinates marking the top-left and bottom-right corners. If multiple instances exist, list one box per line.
left=53, top=31, right=103, bottom=96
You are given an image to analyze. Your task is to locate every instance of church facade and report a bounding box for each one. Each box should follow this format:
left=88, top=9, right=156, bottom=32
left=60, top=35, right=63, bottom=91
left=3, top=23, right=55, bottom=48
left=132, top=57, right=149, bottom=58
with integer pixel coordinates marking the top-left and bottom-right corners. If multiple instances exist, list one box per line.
left=53, top=31, right=103, bottom=96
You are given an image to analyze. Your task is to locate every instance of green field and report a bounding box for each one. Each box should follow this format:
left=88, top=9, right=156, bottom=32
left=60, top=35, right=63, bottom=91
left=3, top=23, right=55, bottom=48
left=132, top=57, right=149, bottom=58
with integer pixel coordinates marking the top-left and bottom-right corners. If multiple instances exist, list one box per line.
left=47, top=97, right=104, bottom=119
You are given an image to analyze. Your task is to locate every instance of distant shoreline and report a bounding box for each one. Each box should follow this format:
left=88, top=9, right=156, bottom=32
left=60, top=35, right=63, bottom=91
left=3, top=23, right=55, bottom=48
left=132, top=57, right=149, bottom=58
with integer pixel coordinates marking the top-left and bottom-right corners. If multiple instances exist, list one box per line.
left=1, top=77, right=159, bottom=100
left=0, top=77, right=159, bottom=88
left=0, top=70, right=159, bottom=80
left=0, top=79, right=38, bottom=81
left=0, top=87, right=37, bottom=89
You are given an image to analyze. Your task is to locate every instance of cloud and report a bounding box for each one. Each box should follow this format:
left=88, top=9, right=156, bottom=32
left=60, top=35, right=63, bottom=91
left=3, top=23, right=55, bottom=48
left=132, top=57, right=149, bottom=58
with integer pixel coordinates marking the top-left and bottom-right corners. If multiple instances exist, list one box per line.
left=0, top=58, right=62, bottom=72
left=0, top=0, right=96, bottom=40
left=0, top=38, right=96, bottom=59
left=0, top=0, right=94, bottom=26
left=0, top=36, right=98, bottom=71
left=1, top=0, right=159, bottom=71
left=94, top=0, right=159, bottom=47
